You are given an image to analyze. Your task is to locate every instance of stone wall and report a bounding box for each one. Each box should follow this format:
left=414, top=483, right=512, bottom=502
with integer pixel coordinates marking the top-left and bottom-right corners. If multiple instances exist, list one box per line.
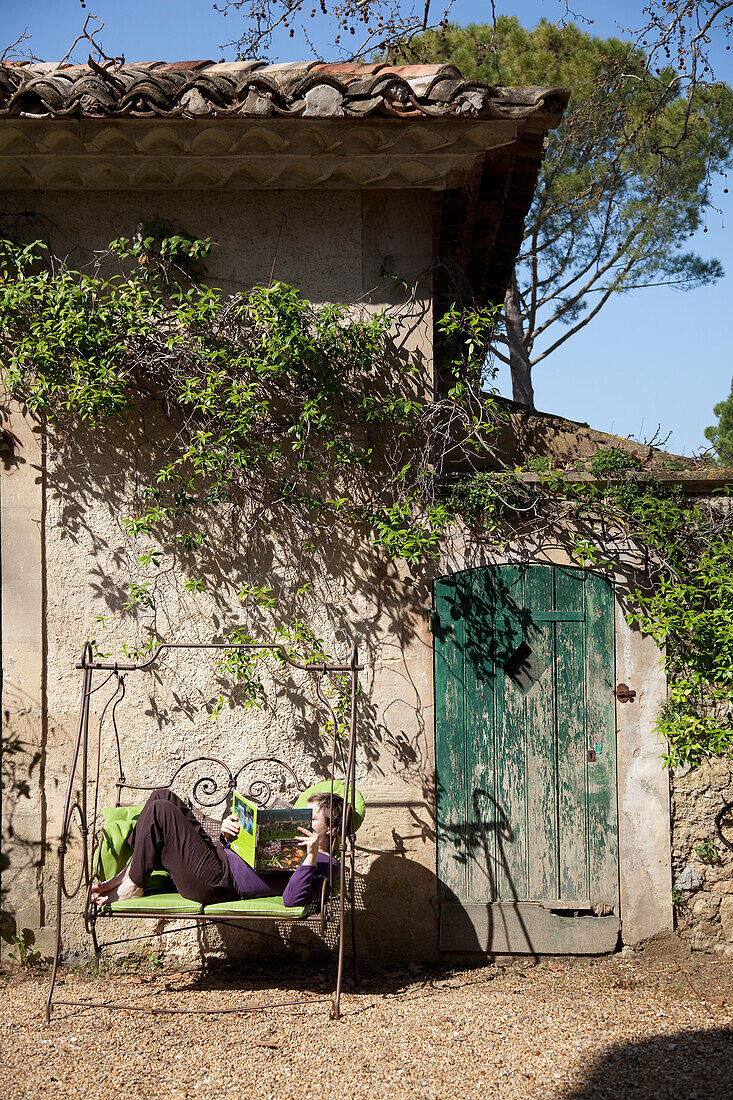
left=672, top=759, right=733, bottom=954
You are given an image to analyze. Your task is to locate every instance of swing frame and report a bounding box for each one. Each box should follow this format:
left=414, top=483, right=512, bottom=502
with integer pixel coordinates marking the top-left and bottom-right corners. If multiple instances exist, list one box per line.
left=46, top=639, right=363, bottom=1022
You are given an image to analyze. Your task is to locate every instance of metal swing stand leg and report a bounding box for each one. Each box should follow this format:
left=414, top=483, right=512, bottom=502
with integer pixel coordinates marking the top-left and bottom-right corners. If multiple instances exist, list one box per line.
left=350, top=842, right=359, bottom=988
left=46, top=654, right=94, bottom=1024
left=330, top=645, right=359, bottom=1021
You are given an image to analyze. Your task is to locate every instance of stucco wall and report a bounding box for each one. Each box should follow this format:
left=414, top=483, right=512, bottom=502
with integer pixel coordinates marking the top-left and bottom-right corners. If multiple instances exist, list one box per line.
left=1, top=185, right=443, bottom=963
left=1, top=406, right=47, bottom=946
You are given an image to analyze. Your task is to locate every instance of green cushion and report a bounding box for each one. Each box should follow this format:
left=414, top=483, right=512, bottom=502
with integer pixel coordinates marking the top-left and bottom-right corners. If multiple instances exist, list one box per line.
left=101, top=891, right=203, bottom=915
left=203, top=896, right=307, bottom=919
left=97, top=805, right=143, bottom=881
left=144, top=870, right=176, bottom=894
left=295, top=782, right=365, bottom=831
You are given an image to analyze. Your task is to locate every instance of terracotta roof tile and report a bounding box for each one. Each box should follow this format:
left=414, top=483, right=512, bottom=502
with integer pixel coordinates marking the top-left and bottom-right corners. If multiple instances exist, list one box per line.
left=0, top=59, right=568, bottom=122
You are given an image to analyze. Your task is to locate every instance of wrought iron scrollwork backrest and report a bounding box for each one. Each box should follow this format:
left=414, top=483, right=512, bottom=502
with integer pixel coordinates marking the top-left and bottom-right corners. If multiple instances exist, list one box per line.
left=113, top=754, right=305, bottom=811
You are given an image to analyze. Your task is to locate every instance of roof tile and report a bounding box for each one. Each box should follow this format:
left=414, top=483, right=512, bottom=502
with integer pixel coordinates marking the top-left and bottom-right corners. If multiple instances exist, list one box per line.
left=0, top=60, right=569, bottom=123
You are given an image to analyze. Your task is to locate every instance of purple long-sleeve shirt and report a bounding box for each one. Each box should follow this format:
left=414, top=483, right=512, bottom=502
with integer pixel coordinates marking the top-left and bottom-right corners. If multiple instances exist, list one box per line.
left=224, top=846, right=339, bottom=908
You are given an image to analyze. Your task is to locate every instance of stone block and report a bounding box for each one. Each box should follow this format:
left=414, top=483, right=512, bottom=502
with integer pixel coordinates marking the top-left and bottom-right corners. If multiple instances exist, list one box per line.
left=675, top=865, right=703, bottom=892
left=719, top=896, right=733, bottom=942
left=711, top=880, right=733, bottom=894
left=691, top=893, right=720, bottom=921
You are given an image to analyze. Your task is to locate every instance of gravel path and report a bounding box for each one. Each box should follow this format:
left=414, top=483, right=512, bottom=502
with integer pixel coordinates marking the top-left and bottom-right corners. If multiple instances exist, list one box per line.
left=1, top=952, right=732, bottom=1099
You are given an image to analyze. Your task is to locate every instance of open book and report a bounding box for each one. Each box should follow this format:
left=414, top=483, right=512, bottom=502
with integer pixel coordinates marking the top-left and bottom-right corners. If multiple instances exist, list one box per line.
left=229, top=790, right=313, bottom=871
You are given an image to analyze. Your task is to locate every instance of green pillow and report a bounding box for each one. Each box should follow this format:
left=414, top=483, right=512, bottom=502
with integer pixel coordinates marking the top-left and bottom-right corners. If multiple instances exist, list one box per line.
left=295, top=782, right=365, bottom=831
left=96, top=805, right=143, bottom=882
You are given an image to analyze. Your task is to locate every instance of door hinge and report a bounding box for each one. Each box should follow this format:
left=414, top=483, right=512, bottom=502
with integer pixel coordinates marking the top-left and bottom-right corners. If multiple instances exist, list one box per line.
left=429, top=610, right=439, bottom=633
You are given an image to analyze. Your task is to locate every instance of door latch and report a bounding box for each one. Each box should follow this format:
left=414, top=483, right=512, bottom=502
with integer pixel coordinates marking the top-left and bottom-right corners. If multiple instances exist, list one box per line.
left=613, top=682, right=636, bottom=703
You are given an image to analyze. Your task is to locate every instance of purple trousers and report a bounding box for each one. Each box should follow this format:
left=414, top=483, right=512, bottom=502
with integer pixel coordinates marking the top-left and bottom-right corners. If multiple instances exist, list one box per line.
left=127, top=788, right=237, bottom=905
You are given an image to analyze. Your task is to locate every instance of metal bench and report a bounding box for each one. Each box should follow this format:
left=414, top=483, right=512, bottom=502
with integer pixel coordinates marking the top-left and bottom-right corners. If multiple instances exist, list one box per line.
left=46, top=640, right=363, bottom=1021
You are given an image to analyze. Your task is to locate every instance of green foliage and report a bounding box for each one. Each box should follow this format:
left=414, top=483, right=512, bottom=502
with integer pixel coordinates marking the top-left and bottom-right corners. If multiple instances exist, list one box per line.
left=587, top=447, right=642, bottom=475
left=435, top=303, right=498, bottom=394
left=110, top=220, right=212, bottom=283
left=8, top=928, right=41, bottom=970
left=457, top=461, right=733, bottom=768
left=0, top=234, right=499, bottom=571
left=705, top=379, right=733, bottom=465
left=393, top=17, right=733, bottom=403
left=693, top=838, right=719, bottom=865
left=630, top=535, right=733, bottom=765
left=671, top=886, right=687, bottom=909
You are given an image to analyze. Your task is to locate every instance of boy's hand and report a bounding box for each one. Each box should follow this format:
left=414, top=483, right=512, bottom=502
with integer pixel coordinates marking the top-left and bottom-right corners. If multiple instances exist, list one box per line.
left=296, top=825, right=320, bottom=865
left=220, top=814, right=241, bottom=840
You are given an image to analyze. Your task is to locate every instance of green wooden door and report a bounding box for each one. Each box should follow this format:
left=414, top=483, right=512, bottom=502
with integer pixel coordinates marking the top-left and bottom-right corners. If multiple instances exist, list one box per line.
left=434, top=564, right=620, bottom=954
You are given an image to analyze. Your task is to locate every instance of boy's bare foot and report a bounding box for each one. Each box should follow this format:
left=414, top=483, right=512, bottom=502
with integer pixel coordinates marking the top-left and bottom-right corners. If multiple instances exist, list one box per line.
left=90, top=866, right=127, bottom=901
left=105, top=878, right=144, bottom=903
left=94, top=868, right=143, bottom=904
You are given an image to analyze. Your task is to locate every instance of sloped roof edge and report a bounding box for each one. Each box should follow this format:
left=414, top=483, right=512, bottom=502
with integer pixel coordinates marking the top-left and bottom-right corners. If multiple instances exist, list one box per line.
left=0, top=59, right=569, bottom=122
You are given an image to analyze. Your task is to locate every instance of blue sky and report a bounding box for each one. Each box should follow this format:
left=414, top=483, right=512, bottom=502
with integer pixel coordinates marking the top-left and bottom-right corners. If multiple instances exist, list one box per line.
left=4, top=1, right=732, bottom=454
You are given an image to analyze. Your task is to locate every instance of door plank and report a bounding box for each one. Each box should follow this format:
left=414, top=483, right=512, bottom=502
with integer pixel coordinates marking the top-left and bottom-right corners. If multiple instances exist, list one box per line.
left=585, top=571, right=619, bottom=910
left=439, top=901, right=620, bottom=954
left=556, top=619, right=589, bottom=901
left=464, top=569, right=498, bottom=900
left=523, top=567, right=558, bottom=902
left=555, top=569, right=589, bottom=903
left=492, top=566, right=528, bottom=901
left=434, top=575, right=468, bottom=903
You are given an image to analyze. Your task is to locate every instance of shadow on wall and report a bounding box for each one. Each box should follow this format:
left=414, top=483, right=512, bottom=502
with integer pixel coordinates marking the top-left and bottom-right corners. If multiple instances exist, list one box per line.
left=436, top=787, right=537, bottom=956
left=357, top=853, right=439, bottom=961
left=565, top=1029, right=733, bottom=1099
left=39, top=404, right=439, bottom=787
left=34, top=379, right=650, bottom=796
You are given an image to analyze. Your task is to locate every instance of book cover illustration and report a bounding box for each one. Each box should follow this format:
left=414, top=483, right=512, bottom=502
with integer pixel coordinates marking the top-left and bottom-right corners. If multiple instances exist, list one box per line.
left=255, top=807, right=313, bottom=871
left=229, top=791, right=313, bottom=871
left=230, top=790, right=258, bottom=867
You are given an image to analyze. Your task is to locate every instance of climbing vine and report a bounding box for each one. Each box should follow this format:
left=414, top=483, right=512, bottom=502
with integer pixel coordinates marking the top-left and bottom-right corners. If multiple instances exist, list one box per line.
left=453, top=450, right=733, bottom=768
left=1, top=229, right=731, bottom=766
left=0, top=227, right=499, bottom=708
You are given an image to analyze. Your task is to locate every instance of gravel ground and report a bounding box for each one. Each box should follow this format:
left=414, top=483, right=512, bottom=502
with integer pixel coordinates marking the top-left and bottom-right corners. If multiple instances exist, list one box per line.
left=1, top=950, right=732, bottom=1099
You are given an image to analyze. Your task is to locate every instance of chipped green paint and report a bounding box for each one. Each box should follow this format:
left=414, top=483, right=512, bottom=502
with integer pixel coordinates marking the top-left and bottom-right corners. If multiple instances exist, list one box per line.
left=434, top=564, right=619, bottom=934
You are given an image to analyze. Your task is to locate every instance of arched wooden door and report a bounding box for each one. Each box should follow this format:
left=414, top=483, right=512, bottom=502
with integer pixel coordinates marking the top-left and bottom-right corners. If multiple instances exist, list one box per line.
left=433, top=564, right=620, bottom=953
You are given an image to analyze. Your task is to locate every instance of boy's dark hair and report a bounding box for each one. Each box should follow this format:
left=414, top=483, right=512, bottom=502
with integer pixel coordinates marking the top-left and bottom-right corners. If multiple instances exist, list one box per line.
left=307, top=791, right=344, bottom=836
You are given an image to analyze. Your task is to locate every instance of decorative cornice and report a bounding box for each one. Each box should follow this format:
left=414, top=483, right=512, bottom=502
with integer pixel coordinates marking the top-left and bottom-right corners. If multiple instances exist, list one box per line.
left=0, top=116, right=521, bottom=191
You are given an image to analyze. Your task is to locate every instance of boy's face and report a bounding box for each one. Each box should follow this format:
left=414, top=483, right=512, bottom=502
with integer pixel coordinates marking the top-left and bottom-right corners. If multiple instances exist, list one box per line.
left=308, top=799, right=328, bottom=842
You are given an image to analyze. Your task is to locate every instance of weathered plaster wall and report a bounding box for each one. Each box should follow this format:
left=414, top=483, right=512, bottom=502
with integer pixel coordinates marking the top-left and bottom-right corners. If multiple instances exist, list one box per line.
left=672, top=759, right=733, bottom=954
left=613, top=604, right=673, bottom=944
left=0, top=405, right=49, bottom=954
left=2, top=186, right=443, bottom=963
